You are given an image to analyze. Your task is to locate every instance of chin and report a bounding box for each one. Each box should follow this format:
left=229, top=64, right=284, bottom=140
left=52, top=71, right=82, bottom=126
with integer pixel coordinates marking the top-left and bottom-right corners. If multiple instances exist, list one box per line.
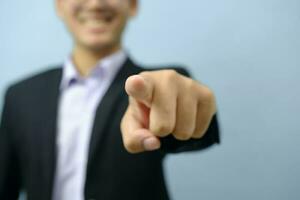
left=74, top=31, right=121, bottom=52
left=84, top=41, right=118, bottom=52
left=81, top=34, right=114, bottom=47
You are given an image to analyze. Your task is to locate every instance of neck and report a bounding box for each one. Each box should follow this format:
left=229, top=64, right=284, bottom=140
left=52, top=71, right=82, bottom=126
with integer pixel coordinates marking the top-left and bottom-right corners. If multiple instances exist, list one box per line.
left=72, top=44, right=121, bottom=77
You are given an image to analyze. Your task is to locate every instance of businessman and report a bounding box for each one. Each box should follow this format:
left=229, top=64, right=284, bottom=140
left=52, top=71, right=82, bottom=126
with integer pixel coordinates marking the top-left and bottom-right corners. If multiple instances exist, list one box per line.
left=0, top=0, right=220, bottom=200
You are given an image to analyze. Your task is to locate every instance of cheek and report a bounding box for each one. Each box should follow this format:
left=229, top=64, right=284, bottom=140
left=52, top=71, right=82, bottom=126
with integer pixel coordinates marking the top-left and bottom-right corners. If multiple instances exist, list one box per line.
left=71, top=1, right=84, bottom=16
left=65, top=1, right=83, bottom=23
left=114, top=7, right=131, bottom=27
left=64, top=3, right=85, bottom=35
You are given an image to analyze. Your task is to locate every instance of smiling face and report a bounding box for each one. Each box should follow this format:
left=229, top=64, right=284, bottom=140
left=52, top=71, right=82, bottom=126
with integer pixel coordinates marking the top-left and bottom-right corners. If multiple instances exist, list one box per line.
left=56, top=0, right=137, bottom=52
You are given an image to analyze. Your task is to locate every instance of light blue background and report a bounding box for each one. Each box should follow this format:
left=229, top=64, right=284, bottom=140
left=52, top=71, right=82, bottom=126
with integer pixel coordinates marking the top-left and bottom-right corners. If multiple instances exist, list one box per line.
left=1, top=0, right=300, bottom=199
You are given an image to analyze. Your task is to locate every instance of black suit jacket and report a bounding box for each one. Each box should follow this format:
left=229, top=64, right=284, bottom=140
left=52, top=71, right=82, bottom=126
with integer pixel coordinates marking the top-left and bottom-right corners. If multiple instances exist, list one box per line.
left=0, top=58, right=220, bottom=200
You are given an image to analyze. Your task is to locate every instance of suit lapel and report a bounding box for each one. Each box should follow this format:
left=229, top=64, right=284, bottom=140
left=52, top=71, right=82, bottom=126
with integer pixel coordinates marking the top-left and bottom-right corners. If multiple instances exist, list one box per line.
left=87, top=58, right=141, bottom=170
left=39, top=69, right=62, bottom=200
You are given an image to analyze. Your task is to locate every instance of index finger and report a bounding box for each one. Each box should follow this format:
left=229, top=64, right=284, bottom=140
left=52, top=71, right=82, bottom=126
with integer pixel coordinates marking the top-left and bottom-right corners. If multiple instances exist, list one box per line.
left=125, top=74, right=154, bottom=107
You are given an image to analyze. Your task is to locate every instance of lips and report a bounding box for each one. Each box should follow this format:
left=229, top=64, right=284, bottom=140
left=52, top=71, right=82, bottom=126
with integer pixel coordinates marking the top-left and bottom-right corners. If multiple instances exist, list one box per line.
left=77, top=12, right=115, bottom=33
left=84, top=19, right=107, bottom=30
left=78, top=11, right=114, bottom=24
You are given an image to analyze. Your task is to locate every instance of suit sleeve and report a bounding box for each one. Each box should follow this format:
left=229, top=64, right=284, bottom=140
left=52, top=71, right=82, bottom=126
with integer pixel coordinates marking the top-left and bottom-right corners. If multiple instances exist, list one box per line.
left=0, top=88, right=22, bottom=199
left=159, top=67, right=221, bottom=153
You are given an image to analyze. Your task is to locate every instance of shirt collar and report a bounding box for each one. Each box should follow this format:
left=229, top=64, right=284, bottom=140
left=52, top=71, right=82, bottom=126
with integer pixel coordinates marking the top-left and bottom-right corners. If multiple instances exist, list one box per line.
left=60, top=50, right=127, bottom=90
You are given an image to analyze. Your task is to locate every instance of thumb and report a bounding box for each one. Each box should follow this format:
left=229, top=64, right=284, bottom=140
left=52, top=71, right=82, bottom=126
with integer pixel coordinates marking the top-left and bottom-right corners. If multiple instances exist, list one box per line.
left=121, top=107, right=161, bottom=153
left=125, top=75, right=153, bottom=107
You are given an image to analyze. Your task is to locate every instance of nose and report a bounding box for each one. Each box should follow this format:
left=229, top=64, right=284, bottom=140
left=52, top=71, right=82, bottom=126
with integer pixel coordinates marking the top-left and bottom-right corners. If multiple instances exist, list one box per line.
left=82, top=0, right=111, bottom=12
left=78, top=0, right=121, bottom=12
left=88, top=0, right=114, bottom=7
left=88, top=0, right=121, bottom=6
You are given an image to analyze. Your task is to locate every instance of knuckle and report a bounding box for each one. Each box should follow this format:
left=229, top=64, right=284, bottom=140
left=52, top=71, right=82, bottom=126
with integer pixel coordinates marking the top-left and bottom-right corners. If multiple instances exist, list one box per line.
left=124, top=137, right=140, bottom=154
left=188, top=79, right=198, bottom=92
left=200, top=87, right=217, bottom=114
left=173, top=124, right=194, bottom=140
left=193, top=125, right=209, bottom=139
left=173, top=131, right=191, bottom=141
left=166, top=69, right=177, bottom=76
left=152, top=122, right=173, bottom=137
left=202, top=87, right=215, bottom=102
left=139, top=71, right=150, bottom=77
left=193, top=130, right=205, bottom=139
left=139, top=71, right=153, bottom=83
left=164, top=70, right=178, bottom=82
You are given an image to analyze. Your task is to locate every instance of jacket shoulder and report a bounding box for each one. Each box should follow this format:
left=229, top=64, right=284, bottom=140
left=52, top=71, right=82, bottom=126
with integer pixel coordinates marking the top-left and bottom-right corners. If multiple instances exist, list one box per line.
left=6, top=67, right=62, bottom=98
left=141, top=63, right=191, bottom=77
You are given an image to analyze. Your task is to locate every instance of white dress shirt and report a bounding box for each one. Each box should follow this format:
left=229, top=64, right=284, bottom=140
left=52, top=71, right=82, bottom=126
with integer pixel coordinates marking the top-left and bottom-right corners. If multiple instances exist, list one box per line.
left=52, top=50, right=126, bottom=200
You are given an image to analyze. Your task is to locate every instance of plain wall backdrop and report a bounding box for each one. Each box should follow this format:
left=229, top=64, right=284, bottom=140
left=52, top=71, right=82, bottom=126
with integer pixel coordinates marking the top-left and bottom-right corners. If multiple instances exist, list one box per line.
left=1, top=0, right=299, bottom=199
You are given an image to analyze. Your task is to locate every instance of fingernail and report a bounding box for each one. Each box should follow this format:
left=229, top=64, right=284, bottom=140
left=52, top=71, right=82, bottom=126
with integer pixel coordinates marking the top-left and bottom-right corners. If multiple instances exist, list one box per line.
left=143, top=137, right=160, bottom=151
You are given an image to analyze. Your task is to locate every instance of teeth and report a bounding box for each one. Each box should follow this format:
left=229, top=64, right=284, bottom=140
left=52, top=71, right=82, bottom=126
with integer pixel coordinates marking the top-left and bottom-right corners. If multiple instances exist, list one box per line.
left=83, top=19, right=107, bottom=29
left=78, top=11, right=114, bottom=26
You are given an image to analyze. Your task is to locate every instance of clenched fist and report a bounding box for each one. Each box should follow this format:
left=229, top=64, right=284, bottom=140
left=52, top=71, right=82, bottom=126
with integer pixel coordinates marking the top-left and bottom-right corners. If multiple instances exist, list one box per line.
left=121, top=70, right=217, bottom=153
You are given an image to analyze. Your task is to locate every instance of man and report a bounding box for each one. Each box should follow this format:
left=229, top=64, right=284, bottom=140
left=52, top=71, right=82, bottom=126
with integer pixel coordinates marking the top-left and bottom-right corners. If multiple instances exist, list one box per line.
left=0, top=0, right=220, bottom=200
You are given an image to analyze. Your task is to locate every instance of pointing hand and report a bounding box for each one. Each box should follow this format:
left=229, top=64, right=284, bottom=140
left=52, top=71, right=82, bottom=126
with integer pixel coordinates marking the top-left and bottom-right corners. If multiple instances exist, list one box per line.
left=121, top=70, right=216, bottom=153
